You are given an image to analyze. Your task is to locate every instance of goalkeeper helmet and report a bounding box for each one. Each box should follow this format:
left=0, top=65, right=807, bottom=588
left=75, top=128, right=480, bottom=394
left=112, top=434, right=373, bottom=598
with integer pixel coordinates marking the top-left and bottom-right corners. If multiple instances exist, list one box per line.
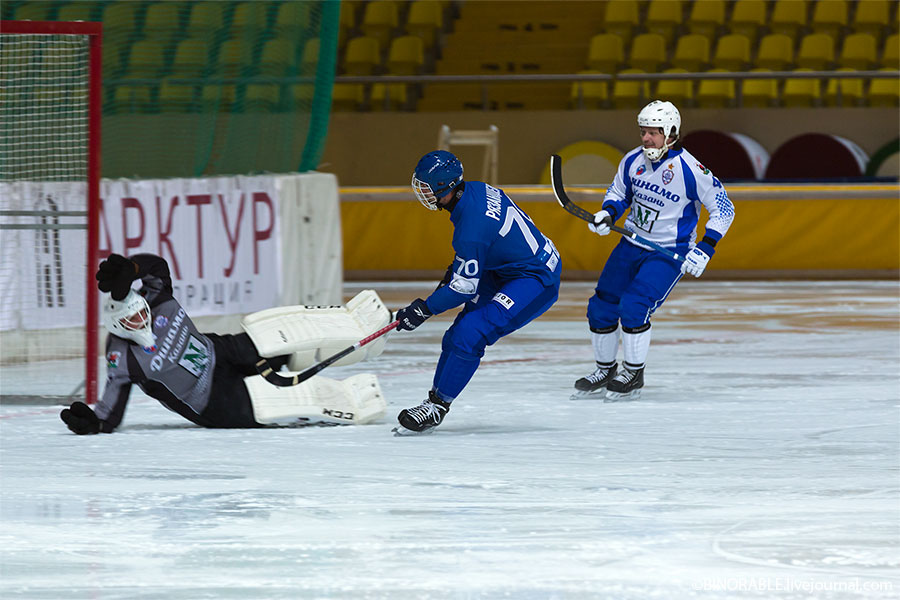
left=637, top=100, right=681, bottom=162
left=103, top=289, right=156, bottom=348
left=412, top=150, right=464, bottom=210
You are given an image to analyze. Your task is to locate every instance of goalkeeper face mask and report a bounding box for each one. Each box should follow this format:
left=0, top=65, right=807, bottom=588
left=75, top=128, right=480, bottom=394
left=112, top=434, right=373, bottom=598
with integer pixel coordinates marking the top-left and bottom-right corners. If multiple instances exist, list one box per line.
left=103, top=289, right=156, bottom=348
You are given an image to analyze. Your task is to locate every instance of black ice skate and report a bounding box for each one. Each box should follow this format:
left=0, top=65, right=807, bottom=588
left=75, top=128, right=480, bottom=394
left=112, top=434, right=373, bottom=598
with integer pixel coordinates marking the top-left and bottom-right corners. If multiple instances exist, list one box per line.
left=605, top=365, right=644, bottom=401
left=392, top=391, right=450, bottom=436
left=570, top=362, right=618, bottom=400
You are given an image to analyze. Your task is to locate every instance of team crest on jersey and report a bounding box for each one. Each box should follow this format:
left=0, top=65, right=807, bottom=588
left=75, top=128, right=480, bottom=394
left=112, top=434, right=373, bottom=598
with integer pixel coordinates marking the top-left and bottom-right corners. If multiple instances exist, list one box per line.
left=662, top=169, right=674, bottom=185
left=178, top=335, right=209, bottom=377
left=107, top=351, right=121, bottom=368
left=492, top=292, right=515, bottom=309
left=141, top=344, right=158, bottom=354
left=631, top=202, right=661, bottom=233
left=154, top=315, right=168, bottom=329
left=696, top=162, right=711, bottom=175
left=635, top=164, right=646, bottom=176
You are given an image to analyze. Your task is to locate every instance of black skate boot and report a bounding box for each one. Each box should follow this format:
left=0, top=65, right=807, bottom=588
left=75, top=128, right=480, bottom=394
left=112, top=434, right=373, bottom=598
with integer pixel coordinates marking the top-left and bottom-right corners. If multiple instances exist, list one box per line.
left=570, top=362, right=618, bottom=400
left=393, top=391, right=450, bottom=436
left=605, top=364, right=644, bottom=401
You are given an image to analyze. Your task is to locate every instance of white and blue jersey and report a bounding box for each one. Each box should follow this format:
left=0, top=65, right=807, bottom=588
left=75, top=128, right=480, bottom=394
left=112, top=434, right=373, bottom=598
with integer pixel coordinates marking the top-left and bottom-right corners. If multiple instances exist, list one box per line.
left=425, top=181, right=561, bottom=402
left=602, top=146, right=735, bottom=255
left=588, top=146, right=735, bottom=331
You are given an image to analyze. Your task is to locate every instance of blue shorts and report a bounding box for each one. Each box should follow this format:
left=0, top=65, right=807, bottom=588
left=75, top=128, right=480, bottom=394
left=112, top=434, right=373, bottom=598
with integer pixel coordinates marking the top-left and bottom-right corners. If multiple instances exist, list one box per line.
left=433, top=273, right=560, bottom=400
left=588, top=238, right=682, bottom=330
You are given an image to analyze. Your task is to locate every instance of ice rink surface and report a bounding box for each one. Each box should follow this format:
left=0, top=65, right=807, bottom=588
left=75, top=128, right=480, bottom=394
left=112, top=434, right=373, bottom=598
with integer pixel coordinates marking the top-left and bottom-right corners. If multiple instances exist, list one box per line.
left=1, top=280, right=898, bottom=600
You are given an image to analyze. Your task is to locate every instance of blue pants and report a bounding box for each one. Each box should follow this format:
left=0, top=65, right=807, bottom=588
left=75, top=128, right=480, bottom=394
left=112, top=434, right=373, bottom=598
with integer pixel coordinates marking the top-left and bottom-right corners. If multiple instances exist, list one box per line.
left=588, top=239, right=682, bottom=330
left=433, top=274, right=560, bottom=401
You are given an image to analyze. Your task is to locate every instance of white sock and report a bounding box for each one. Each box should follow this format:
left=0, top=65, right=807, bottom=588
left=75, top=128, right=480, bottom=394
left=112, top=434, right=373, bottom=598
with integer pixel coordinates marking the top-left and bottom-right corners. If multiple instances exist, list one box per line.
left=622, top=325, right=651, bottom=370
left=591, top=328, right=619, bottom=366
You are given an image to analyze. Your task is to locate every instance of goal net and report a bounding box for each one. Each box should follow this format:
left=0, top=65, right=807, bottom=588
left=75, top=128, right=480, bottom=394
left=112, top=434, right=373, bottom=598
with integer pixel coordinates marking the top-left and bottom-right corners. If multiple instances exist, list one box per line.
left=0, top=21, right=101, bottom=405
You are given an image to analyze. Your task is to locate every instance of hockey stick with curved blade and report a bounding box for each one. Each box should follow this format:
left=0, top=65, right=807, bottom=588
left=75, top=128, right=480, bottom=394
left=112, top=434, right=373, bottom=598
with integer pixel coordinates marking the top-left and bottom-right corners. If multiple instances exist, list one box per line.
left=256, top=320, right=400, bottom=387
left=549, top=154, right=685, bottom=264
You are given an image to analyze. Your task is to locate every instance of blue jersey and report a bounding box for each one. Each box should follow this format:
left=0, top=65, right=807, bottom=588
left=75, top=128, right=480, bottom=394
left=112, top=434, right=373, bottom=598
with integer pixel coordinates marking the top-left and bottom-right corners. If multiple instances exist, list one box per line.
left=426, top=181, right=560, bottom=315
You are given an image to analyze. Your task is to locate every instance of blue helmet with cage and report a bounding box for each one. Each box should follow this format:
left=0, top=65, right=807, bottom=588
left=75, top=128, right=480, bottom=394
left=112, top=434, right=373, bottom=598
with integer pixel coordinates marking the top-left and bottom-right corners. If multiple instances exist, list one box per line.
left=411, top=150, right=464, bottom=210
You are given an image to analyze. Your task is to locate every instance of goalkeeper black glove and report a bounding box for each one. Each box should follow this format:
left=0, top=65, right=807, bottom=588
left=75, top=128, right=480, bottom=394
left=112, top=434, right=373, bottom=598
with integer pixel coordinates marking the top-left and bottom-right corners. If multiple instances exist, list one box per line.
left=60, top=401, right=108, bottom=435
left=96, top=253, right=138, bottom=300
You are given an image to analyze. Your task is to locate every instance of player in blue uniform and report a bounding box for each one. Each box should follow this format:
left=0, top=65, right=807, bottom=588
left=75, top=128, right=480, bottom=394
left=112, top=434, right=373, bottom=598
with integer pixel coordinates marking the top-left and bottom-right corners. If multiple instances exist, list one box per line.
left=393, top=150, right=562, bottom=434
left=573, top=100, right=735, bottom=401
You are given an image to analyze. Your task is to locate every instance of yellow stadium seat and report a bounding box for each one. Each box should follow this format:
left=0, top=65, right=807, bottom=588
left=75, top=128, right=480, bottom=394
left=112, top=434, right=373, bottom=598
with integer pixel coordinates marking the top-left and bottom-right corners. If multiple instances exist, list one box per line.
left=230, top=2, right=269, bottom=37
left=672, top=34, right=710, bottom=72
left=214, top=39, right=254, bottom=77
left=406, top=0, right=444, bottom=50
left=868, top=69, right=900, bottom=106
left=782, top=69, right=822, bottom=107
left=102, top=41, right=124, bottom=79
left=273, top=1, right=314, bottom=38
left=756, top=34, right=795, bottom=70
left=729, top=0, right=767, bottom=45
left=712, top=34, right=751, bottom=71
left=603, top=0, right=641, bottom=45
left=824, top=69, right=865, bottom=106
left=244, top=84, right=280, bottom=111
left=611, top=68, right=649, bottom=109
left=258, top=39, right=298, bottom=77
left=171, top=39, right=211, bottom=78
left=370, top=83, right=408, bottom=111
left=338, top=2, right=358, bottom=48
left=569, top=71, right=609, bottom=109
left=646, top=0, right=683, bottom=44
left=696, top=68, right=736, bottom=108
left=629, top=33, right=667, bottom=72
left=112, top=84, right=153, bottom=113
left=839, top=33, right=877, bottom=69
left=201, top=84, right=237, bottom=112
left=687, top=0, right=725, bottom=39
left=301, top=38, right=320, bottom=75
left=142, top=2, right=182, bottom=41
left=360, top=0, right=399, bottom=49
left=796, top=33, right=835, bottom=70
left=655, top=68, right=695, bottom=107
left=158, top=79, right=196, bottom=113
left=285, top=84, right=315, bottom=108
left=102, top=2, right=141, bottom=40
left=741, top=69, right=780, bottom=107
left=57, top=2, right=98, bottom=22
left=332, top=83, right=364, bottom=111
left=883, top=33, right=900, bottom=69
left=387, top=35, right=424, bottom=75
left=770, top=0, right=809, bottom=39
left=343, top=36, right=381, bottom=75
left=587, top=33, right=625, bottom=73
left=853, top=0, right=891, bottom=43
left=126, top=40, right=167, bottom=78
left=811, top=0, right=848, bottom=38
left=13, top=3, right=51, bottom=21
left=186, top=2, right=226, bottom=39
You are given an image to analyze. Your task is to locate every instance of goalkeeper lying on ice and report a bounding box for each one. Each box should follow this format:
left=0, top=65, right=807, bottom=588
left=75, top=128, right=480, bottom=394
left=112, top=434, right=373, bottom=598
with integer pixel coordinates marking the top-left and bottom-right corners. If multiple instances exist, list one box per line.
left=60, top=253, right=391, bottom=434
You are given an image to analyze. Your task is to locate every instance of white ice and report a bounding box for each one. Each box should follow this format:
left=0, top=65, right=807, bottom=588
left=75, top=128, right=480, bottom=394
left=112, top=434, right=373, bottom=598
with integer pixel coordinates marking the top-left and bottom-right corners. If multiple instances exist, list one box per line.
left=1, top=281, right=898, bottom=599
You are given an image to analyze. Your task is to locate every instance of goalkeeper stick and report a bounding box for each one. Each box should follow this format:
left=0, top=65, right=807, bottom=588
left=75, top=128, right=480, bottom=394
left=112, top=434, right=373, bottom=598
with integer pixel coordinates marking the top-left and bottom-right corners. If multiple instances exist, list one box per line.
left=256, top=320, right=399, bottom=387
left=549, top=154, right=685, bottom=264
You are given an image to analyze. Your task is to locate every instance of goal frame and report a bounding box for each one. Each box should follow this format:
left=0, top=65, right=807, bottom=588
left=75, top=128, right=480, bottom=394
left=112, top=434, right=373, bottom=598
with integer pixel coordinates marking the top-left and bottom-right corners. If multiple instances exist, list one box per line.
left=1, top=20, right=102, bottom=404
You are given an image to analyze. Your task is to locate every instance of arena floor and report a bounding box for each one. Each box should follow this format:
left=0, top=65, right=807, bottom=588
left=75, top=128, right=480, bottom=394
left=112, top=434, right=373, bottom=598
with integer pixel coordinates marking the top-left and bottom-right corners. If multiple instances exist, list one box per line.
left=1, top=280, right=898, bottom=599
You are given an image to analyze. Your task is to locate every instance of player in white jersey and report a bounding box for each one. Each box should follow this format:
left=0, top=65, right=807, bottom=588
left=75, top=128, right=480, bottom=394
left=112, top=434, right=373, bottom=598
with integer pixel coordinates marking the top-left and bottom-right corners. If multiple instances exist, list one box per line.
left=572, top=100, right=735, bottom=401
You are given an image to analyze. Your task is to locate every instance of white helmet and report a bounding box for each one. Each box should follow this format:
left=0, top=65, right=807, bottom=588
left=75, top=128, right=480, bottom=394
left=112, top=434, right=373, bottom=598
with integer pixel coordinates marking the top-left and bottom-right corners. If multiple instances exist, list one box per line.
left=637, top=100, right=681, bottom=162
left=102, top=289, right=156, bottom=348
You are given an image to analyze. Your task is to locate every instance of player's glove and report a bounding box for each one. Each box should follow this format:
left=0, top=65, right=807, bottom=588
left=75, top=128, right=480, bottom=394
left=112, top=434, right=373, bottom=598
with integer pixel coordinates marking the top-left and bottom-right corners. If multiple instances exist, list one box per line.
left=588, top=210, right=612, bottom=236
left=395, top=298, right=432, bottom=331
left=681, top=244, right=712, bottom=278
left=60, top=401, right=108, bottom=435
left=96, top=253, right=139, bottom=300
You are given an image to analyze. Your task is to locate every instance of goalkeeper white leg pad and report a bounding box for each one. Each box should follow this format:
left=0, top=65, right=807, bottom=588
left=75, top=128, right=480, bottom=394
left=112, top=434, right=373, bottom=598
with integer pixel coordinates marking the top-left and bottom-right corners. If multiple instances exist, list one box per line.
left=241, top=290, right=391, bottom=369
left=245, top=373, right=386, bottom=426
